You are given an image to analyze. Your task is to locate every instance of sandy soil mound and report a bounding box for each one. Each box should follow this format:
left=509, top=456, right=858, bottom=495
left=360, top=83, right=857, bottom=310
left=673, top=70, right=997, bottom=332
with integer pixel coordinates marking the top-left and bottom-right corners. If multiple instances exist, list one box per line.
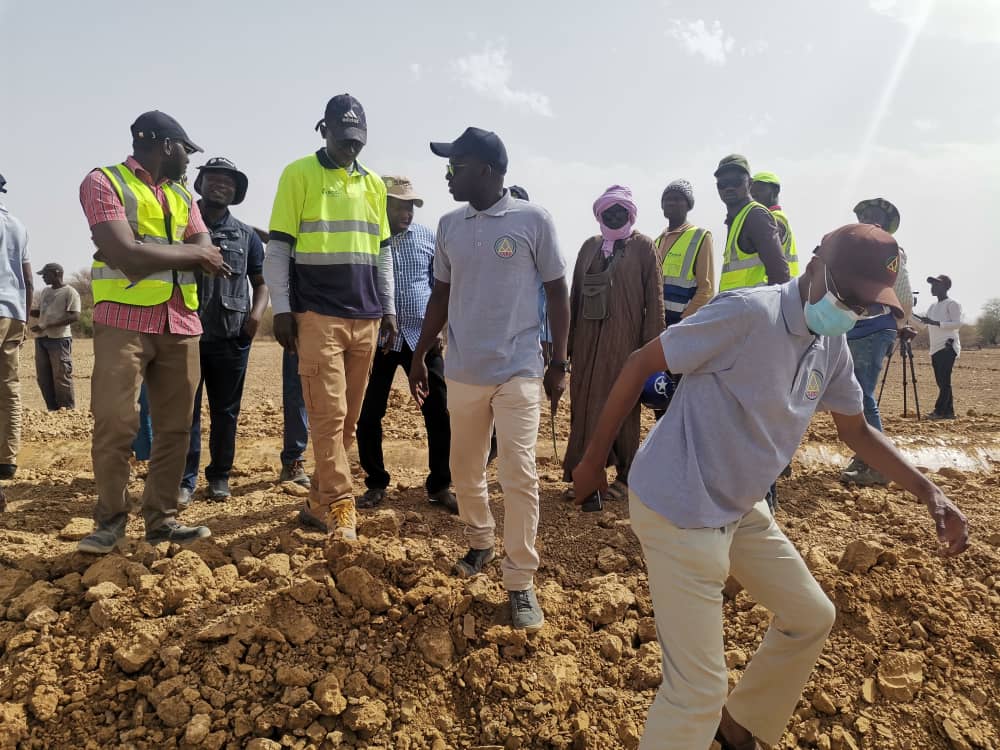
left=1, top=343, right=998, bottom=749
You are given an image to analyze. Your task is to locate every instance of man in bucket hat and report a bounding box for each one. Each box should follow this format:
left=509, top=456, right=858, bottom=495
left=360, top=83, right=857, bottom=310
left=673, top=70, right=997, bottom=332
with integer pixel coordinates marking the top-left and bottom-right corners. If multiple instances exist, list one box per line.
left=179, top=157, right=269, bottom=504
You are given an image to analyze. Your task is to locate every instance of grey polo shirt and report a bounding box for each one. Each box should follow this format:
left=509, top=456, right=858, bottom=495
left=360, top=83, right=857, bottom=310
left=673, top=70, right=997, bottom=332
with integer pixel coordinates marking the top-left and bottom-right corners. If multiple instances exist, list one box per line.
left=629, top=279, right=863, bottom=529
left=434, top=190, right=565, bottom=386
left=0, top=204, right=30, bottom=322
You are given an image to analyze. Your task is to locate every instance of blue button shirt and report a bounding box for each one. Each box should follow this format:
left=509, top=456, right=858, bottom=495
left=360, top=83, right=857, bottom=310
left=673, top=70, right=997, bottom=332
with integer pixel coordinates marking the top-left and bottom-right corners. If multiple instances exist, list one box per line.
left=389, top=223, right=435, bottom=352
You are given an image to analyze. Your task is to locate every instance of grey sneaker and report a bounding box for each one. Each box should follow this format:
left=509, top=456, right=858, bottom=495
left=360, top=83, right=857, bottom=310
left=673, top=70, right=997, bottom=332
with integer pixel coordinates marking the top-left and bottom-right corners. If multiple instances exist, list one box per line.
left=848, top=466, right=890, bottom=486
left=298, top=504, right=328, bottom=532
left=206, top=478, right=231, bottom=501
left=454, top=547, right=496, bottom=578
left=428, top=488, right=459, bottom=514
left=77, top=523, right=126, bottom=555
left=145, top=520, right=212, bottom=545
left=280, top=460, right=311, bottom=488
left=177, top=487, right=193, bottom=511
left=509, top=588, right=545, bottom=632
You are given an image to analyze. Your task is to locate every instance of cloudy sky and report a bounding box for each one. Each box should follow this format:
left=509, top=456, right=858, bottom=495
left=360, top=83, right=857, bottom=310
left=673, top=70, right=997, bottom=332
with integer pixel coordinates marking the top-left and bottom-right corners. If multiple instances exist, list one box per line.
left=3, top=0, right=997, bottom=317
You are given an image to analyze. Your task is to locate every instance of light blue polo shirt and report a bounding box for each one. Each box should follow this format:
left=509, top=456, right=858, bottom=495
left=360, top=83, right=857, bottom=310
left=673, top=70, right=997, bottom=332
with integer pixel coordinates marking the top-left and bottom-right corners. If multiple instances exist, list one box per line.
left=629, top=279, right=863, bottom=529
left=434, top=190, right=565, bottom=386
left=0, top=204, right=30, bottom=322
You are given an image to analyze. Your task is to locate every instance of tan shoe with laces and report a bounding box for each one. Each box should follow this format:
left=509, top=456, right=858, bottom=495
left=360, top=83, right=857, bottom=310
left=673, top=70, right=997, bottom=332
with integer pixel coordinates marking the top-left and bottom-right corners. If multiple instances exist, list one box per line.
left=328, top=499, right=358, bottom=541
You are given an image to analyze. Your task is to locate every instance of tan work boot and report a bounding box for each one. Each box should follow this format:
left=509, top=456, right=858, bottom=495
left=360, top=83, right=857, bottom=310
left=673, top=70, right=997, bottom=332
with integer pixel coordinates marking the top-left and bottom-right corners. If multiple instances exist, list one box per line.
left=328, top=499, right=358, bottom=541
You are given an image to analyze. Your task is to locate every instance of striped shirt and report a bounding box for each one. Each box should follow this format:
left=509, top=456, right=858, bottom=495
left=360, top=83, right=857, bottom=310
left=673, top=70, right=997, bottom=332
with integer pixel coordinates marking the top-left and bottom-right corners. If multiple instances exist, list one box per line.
left=79, top=156, right=208, bottom=335
left=388, top=223, right=435, bottom=351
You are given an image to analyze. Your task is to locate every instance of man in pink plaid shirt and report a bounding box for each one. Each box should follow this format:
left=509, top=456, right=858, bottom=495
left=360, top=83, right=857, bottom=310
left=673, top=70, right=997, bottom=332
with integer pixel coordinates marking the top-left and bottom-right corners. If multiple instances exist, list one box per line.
left=77, top=111, right=229, bottom=554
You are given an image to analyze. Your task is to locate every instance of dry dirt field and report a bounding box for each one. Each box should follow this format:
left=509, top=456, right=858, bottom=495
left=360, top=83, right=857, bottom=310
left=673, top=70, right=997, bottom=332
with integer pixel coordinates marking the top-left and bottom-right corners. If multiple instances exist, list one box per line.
left=1, top=341, right=998, bottom=750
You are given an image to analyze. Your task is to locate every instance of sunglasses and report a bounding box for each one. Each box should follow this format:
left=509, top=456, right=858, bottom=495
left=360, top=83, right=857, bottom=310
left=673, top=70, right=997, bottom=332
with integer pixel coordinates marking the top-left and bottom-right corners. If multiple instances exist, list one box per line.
left=716, top=176, right=744, bottom=189
left=446, top=163, right=468, bottom=178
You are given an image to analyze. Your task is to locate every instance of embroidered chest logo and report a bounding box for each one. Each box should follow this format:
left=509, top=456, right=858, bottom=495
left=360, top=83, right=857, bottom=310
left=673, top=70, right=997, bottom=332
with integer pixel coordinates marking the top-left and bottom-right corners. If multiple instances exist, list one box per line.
left=322, top=185, right=343, bottom=198
left=805, top=370, right=823, bottom=400
left=494, top=236, right=516, bottom=259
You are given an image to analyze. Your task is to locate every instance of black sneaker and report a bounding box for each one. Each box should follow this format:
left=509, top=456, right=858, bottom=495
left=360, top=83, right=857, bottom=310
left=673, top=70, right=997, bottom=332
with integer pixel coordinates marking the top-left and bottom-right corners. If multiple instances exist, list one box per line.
left=145, top=520, right=212, bottom=545
left=280, top=460, right=311, bottom=488
left=207, top=478, right=231, bottom=501
left=454, top=547, right=496, bottom=578
left=357, top=488, right=386, bottom=509
left=0, top=464, right=16, bottom=480
left=428, top=488, right=459, bottom=514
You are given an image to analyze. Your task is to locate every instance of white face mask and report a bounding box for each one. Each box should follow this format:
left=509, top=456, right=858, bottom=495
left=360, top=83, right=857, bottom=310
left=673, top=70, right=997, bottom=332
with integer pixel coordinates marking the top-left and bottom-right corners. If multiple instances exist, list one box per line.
left=803, top=270, right=860, bottom=336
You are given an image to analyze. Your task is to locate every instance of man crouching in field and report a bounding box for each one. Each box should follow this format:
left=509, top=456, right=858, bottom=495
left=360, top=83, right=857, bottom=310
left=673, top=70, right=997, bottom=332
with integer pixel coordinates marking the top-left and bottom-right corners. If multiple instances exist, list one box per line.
left=572, top=223, right=969, bottom=750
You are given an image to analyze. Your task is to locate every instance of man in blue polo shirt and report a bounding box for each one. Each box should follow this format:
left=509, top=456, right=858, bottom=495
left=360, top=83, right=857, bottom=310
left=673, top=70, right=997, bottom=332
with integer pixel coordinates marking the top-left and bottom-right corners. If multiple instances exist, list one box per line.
left=573, top=224, right=968, bottom=750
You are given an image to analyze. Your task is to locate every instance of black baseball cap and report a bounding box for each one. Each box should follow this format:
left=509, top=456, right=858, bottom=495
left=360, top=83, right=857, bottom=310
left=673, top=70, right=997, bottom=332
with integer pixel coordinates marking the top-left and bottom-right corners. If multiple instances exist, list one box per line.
left=130, top=111, right=203, bottom=153
left=317, top=94, right=367, bottom=144
left=430, top=127, right=508, bottom=174
left=194, top=157, right=249, bottom=205
left=0, top=173, right=6, bottom=193
left=37, top=263, right=64, bottom=276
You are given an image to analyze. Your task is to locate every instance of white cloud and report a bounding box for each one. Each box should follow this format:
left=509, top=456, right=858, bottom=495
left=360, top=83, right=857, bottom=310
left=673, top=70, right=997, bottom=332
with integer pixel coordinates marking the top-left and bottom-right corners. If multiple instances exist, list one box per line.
left=409, top=63, right=421, bottom=80
left=450, top=45, right=554, bottom=117
left=870, top=0, right=1000, bottom=44
left=666, top=19, right=735, bottom=66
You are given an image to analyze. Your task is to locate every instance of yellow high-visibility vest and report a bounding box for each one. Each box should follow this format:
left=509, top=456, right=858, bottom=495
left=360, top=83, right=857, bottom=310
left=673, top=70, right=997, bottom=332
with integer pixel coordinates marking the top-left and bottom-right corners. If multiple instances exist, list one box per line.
left=270, top=156, right=389, bottom=268
left=656, top=226, right=707, bottom=318
left=719, top=201, right=769, bottom=292
left=90, top=163, right=199, bottom=310
left=771, top=208, right=799, bottom=278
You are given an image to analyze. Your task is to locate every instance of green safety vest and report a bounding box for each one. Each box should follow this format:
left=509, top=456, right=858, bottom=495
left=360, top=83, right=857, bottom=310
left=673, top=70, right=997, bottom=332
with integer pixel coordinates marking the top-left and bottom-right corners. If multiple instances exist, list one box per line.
left=771, top=208, right=800, bottom=278
left=91, top=163, right=199, bottom=310
left=656, top=226, right=708, bottom=319
left=719, top=201, right=770, bottom=292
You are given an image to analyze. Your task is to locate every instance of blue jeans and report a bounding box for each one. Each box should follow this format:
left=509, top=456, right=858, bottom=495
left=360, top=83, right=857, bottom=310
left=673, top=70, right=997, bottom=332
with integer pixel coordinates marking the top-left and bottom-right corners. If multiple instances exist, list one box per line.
left=281, top=349, right=309, bottom=465
left=182, top=339, right=251, bottom=490
left=132, top=383, right=153, bottom=461
left=847, top=329, right=896, bottom=432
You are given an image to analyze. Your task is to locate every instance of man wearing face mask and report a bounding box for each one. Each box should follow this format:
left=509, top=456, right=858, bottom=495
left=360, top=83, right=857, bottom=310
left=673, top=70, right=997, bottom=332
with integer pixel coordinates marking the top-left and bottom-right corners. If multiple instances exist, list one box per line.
left=715, top=155, right=789, bottom=292
left=572, top=223, right=969, bottom=750
left=841, top=198, right=913, bottom=486
left=562, top=186, right=663, bottom=506
left=77, top=111, right=228, bottom=554
left=263, top=94, right=395, bottom=542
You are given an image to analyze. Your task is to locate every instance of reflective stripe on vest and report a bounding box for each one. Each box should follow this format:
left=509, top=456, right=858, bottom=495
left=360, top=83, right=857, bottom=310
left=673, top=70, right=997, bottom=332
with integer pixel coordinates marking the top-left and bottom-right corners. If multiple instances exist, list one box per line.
left=90, top=163, right=199, bottom=310
left=293, top=168, right=385, bottom=266
left=719, top=201, right=768, bottom=292
left=771, top=209, right=800, bottom=278
left=657, top=227, right=706, bottom=314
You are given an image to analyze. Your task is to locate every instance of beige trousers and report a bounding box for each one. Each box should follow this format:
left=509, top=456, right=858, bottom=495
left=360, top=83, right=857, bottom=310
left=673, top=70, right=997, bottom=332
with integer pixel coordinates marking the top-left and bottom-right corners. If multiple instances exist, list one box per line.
left=447, top=377, right=543, bottom=591
left=91, top=324, right=200, bottom=531
left=630, top=493, right=836, bottom=749
left=0, top=318, right=24, bottom=465
left=295, top=311, right=378, bottom=517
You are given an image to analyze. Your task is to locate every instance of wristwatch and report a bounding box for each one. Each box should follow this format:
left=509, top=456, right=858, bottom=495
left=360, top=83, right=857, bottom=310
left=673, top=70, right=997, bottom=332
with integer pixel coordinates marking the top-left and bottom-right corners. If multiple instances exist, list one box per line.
left=548, top=359, right=571, bottom=373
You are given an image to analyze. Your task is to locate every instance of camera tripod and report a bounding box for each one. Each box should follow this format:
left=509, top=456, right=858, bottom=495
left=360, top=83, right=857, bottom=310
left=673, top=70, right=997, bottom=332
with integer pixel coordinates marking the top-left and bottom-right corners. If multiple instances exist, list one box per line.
left=877, top=339, right=921, bottom=419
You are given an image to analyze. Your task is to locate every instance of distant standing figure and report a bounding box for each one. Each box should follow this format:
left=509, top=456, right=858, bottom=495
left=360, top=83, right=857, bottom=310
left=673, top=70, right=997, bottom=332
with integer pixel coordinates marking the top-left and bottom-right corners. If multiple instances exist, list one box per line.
left=0, top=173, right=32, bottom=480
left=916, top=274, right=962, bottom=420
left=562, top=185, right=664, bottom=503
left=30, top=263, right=81, bottom=410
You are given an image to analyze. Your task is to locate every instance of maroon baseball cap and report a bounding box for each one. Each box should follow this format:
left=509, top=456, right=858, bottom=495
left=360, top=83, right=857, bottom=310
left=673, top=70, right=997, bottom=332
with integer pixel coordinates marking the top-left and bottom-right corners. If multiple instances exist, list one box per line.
left=816, top=223, right=904, bottom=318
left=926, top=274, right=952, bottom=291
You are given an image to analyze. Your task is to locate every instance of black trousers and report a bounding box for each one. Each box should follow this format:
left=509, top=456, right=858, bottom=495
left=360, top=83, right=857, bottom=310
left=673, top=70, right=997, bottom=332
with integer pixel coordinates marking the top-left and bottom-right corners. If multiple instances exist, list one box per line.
left=357, top=342, right=451, bottom=494
left=931, top=346, right=957, bottom=417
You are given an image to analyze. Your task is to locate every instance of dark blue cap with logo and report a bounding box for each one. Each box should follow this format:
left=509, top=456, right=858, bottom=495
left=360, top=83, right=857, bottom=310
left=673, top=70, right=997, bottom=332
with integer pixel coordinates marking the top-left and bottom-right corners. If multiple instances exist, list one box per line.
left=317, top=94, right=367, bottom=144
left=130, top=110, right=203, bottom=153
left=430, top=127, right=508, bottom=174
